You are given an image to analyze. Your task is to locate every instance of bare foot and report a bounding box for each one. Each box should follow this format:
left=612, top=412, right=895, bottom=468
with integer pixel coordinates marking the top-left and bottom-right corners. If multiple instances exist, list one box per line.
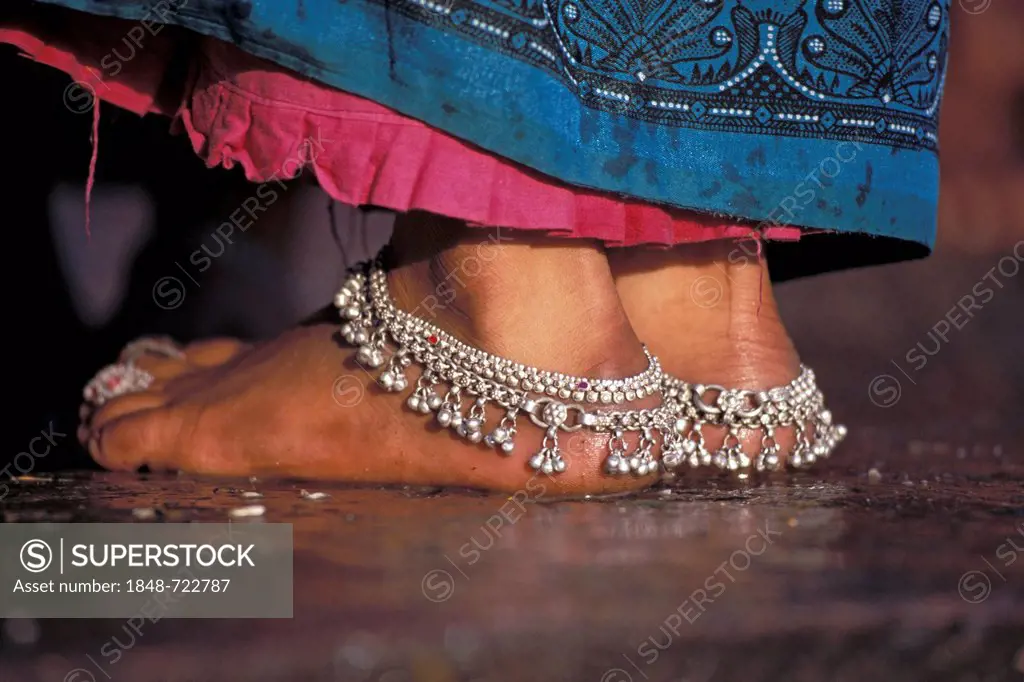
left=608, top=239, right=816, bottom=467
left=81, top=214, right=661, bottom=495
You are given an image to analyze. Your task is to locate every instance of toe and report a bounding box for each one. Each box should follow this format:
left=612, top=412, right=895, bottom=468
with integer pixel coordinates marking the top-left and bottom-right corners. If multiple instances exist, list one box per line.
left=79, top=354, right=189, bottom=432
left=182, top=338, right=251, bottom=367
left=89, top=392, right=169, bottom=433
left=131, top=354, right=192, bottom=382
left=89, top=406, right=182, bottom=472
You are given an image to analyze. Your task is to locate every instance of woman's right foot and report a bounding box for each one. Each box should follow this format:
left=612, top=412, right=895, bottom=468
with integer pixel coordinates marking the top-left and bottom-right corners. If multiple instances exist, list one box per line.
left=608, top=239, right=817, bottom=468
left=80, top=215, right=661, bottom=495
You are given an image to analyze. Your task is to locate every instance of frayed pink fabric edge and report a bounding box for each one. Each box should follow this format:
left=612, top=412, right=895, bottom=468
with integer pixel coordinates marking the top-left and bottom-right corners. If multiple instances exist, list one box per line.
left=2, top=21, right=804, bottom=248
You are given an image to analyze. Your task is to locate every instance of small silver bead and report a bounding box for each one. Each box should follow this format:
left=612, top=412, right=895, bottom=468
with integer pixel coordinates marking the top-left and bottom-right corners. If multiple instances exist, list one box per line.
left=356, top=345, right=373, bottom=364
left=437, top=410, right=452, bottom=427
left=529, top=454, right=545, bottom=469
left=406, top=395, right=421, bottom=411
left=343, top=306, right=361, bottom=320
left=541, top=402, right=568, bottom=427
left=426, top=394, right=443, bottom=410
left=501, top=441, right=515, bottom=454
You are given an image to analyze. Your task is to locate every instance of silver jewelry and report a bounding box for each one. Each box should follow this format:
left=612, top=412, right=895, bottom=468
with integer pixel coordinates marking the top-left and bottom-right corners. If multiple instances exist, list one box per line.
left=119, top=336, right=185, bottom=362
left=334, top=262, right=846, bottom=478
left=83, top=362, right=154, bottom=407
left=659, top=368, right=846, bottom=473
left=84, top=336, right=181, bottom=408
left=336, top=264, right=674, bottom=476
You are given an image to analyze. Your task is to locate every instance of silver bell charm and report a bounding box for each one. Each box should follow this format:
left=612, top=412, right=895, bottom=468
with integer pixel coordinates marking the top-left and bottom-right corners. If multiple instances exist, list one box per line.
left=661, top=443, right=684, bottom=469
left=379, top=370, right=407, bottom=392
left=355, top=344, right=372, bottom=364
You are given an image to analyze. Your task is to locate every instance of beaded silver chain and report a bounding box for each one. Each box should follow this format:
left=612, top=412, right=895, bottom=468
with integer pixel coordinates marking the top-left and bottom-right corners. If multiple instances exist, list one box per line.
left=658, top=369, right=846, bottom=475
left=334, top=263, right=845, bottom=478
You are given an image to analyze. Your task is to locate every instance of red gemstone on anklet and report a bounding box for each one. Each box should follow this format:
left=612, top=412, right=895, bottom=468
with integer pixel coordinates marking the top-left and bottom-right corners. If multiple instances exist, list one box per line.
left=427, top=335, right=439, bottom=345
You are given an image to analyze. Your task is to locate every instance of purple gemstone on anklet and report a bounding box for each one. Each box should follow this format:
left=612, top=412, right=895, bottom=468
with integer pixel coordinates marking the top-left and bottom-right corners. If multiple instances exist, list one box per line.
left=578, top=380, right=589, bottom=389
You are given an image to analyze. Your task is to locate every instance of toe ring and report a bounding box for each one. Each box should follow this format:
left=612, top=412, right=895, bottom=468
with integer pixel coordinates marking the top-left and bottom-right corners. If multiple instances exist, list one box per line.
left=119, top=336, right=186, bottom=363
left=83, top=362, right=154, bottom=407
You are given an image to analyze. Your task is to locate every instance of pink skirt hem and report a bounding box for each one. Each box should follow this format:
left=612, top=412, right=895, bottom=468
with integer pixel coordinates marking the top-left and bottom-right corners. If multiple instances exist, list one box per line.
left=2, top=12, right=802, bottom=246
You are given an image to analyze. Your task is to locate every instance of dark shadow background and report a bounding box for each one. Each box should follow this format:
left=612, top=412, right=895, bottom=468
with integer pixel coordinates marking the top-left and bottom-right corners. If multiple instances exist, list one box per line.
left=1, top=54, right=266, bottom=465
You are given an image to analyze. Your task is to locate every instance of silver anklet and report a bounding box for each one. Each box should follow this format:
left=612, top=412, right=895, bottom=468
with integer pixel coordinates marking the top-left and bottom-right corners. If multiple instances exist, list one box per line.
left=334, top=263, right=845, bottom=478
left=659, top=369, right=846, bottom=474
left=336, top=264, right=677, bottom=476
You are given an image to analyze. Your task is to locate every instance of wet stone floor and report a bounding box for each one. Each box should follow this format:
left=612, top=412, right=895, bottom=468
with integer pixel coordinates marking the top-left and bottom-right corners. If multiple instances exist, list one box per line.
left=0, top=434, right=1021, bottom=682
left=1, top=252, right=1023, bottom=681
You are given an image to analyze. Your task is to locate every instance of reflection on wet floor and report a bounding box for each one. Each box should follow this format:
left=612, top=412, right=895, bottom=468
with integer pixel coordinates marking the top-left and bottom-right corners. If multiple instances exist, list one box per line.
left=0, top=423, right=1021, bottom=682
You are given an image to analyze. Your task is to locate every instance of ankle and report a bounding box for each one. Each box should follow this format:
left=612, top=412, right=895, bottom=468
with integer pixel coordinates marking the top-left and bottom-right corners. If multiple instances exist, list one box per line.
left=608, top=239, right=800, bottom=386
left=386, top=213, right=648, bottom=378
